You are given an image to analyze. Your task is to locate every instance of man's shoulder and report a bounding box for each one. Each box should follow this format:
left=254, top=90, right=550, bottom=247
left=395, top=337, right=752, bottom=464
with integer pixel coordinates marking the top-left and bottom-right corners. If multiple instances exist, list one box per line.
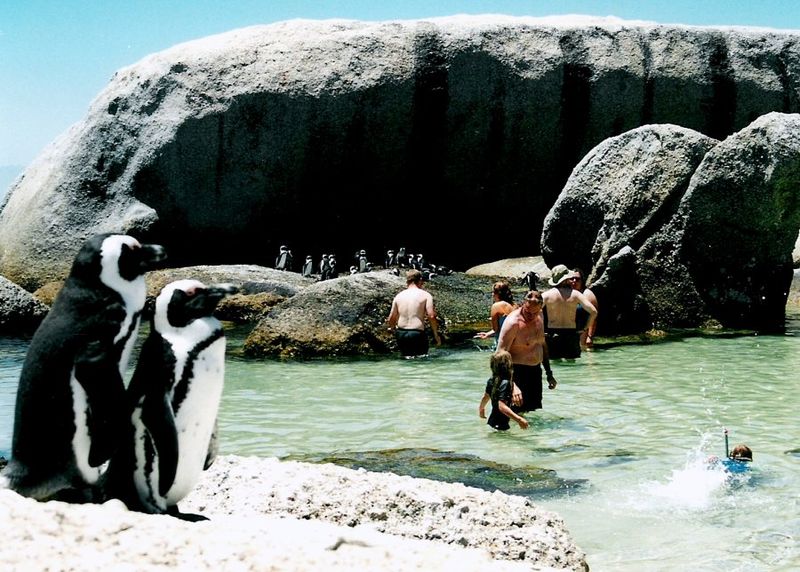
left=504, top=308, right=523, bottom=324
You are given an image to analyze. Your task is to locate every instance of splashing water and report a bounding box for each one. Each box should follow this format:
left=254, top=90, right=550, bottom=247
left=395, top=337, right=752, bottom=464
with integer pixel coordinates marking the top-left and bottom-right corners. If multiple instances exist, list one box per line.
left=640, top=433, right=748, bottom=511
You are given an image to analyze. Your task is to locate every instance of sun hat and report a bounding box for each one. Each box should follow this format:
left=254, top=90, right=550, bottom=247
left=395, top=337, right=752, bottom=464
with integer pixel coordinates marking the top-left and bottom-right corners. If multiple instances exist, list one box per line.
left=548, top=264, right=579, bottom=286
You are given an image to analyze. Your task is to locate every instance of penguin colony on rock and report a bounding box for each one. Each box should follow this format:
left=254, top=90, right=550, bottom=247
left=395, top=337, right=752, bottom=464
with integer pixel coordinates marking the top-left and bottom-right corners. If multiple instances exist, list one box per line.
left=0, top=234, right=236, bottom=521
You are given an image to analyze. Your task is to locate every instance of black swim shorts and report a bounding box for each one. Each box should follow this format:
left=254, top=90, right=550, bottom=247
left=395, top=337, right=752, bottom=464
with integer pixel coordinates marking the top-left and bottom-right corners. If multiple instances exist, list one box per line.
left=512, top=363, right=543, bottom=412
left=395, top=328, right=429, bottom=357
left=546, top=328, right=581, bottom=359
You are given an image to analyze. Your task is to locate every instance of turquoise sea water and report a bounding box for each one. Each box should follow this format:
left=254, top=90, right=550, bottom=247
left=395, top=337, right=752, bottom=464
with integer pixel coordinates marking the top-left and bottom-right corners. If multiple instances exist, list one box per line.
left=1, top=313, right=799, bottom=571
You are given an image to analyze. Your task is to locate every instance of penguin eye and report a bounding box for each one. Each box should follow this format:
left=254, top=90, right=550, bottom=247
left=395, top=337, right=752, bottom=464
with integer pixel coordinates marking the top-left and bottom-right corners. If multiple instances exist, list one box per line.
left=184, top=287, right=197, bottom=296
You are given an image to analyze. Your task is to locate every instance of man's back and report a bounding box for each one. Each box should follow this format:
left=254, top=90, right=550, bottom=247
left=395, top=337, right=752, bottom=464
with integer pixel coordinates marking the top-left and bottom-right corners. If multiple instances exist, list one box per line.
left=392, top=287, right=432, bottom=331
left=543, top=286, right=582, bottom=329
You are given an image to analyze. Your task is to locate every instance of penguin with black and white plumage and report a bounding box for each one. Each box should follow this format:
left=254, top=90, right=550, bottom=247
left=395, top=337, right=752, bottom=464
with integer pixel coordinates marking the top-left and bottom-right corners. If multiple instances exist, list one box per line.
left=397, top=247, right=407, bottom=267
left=358, top=250, right=368, bottom=273
left=102, top=279, right=237, bottom=520
left=328, top=254, right=337, bottom=278
left=319, top=254, right=331, bottom=280
left=384, top=249, right=396, bottom=268
left=275, top=245, right=290, bottom=270
left=301, top=255, right=314, bottom=278
left=0, top=234, right=167, bottom=501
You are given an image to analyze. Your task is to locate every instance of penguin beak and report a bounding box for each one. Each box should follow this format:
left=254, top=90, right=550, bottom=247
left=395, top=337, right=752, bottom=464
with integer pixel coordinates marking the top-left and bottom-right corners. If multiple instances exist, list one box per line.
left=206, top=283, right=238, bottom=301
left=140, top=244, right=168, bottom=271
left=193, top=283, right=238, bottom=313
left=118, top=242, right=168, bottom=281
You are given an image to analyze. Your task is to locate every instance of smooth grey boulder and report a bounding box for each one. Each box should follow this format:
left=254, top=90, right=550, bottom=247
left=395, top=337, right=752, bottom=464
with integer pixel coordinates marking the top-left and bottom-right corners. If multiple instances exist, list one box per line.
left=245, top=271, right=404, bottom=357
left=0, top=275, right=49, bottom=333
left=3, top=15, right=800, bottom=290
left=146, top=264, right=315, bottom=323
left=541, top=124, right=718, bottom=333
left=544, top=113, right=800, bottom=332
left=650, top=112, right=800, bottom=329
left=244, top=269, right=495, bottom=357
left=146, top=264, right=313, bottom=298
left=541, top=124, right=718, bottom=278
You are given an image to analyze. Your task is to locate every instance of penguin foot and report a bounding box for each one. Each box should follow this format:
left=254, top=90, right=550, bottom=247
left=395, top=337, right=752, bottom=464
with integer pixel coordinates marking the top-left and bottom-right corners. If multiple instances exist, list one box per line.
left=167, top=505, right=209, bottom=522
left=51, top=485, right=103, bottom=505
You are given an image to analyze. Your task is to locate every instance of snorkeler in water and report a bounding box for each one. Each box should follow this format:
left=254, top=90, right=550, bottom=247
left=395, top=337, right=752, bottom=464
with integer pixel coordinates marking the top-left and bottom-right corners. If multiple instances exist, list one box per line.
left=707, top=430, right=753, bottom=474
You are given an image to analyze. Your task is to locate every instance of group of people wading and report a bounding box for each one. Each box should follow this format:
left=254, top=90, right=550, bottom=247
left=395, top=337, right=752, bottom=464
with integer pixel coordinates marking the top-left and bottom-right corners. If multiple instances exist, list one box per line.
left=386, top=264, right=598, bottom=432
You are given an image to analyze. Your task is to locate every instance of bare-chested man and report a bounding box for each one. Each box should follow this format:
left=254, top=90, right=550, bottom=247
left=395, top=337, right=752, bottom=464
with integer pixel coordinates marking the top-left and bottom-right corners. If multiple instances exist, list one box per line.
left=497, top=290, right=556, bottom=412
left=387, top=269, right=442, bottom=357
left=542, top=265, right=598, bottom=359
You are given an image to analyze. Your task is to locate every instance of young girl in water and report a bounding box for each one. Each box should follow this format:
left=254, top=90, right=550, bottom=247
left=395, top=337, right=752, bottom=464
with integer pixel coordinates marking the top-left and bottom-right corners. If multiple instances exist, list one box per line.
left=478, top=350, right=529, bottom=431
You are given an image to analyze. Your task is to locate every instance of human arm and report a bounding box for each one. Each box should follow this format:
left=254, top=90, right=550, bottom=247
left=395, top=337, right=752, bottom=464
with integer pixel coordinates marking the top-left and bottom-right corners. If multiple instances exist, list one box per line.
left=575, top=290, right=597, bottom=343
left=386, top=298, right=399, bottom=331
left=489, top=303, right=503, bottom=336
left=479, top=392, right=490, bottom=418
left=498, top=400, right=529, bottom=429
left=426, top=294, right=442, bottom=346
left=542, top=341, right=557, bottom=389
left=584, top=288, right=599, bottom=345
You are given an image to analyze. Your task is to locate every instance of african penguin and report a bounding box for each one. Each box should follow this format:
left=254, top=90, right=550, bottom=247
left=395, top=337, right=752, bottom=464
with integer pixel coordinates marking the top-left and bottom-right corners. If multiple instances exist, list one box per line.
left=0, top=234, right=166, bottom=501
left=102, top=279, right=236, bottom=520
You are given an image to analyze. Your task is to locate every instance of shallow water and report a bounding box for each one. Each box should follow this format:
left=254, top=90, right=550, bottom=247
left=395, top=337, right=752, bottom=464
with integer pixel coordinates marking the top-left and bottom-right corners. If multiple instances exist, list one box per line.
left=2, top=314, right=799, bottom=571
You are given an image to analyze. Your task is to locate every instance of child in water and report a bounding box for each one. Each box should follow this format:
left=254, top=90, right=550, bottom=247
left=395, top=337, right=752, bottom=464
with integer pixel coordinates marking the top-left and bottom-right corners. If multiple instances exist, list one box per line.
left=478, top=350, right=529, bottom=431
left=708, top=443, right=753, bottom=474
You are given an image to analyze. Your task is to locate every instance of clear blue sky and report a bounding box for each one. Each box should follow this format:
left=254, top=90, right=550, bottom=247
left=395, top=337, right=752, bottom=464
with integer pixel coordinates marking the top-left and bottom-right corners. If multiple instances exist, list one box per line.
left=2, top=0, right=800, bottom=173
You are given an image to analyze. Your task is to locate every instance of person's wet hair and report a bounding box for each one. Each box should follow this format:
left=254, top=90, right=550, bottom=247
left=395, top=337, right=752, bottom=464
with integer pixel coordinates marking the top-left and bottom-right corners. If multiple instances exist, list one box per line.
left=492, top=280, right=514, bottom=304
left=730, top=444, right=753, bottom=462
left=406, top=269, right=423, bottom=284
left=489, top=350, right=514, bottom=400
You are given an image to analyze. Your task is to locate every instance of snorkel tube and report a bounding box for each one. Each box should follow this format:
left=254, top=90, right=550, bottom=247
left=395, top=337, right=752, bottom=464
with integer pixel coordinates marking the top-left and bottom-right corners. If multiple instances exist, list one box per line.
left=724, top=427, right=729, bottom=458
left=721, top=428, right=752, bottom=474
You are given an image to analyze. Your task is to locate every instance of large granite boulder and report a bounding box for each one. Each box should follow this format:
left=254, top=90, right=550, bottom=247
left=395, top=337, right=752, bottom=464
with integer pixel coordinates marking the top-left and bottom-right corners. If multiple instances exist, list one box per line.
left=244, top=269, right=498, bottom=357
left=244, top=271, right=404, bottom=357
left=465, top=256, right=549, bottom=284
left=3, top=16, right=800, bottom=290
left=0, top=275, right=49, bottom=333
left=649, top=112, right=800, bottom=329
left=542, top=113, right=800, bottom=332
left=146, top=264, right=314, bottom=322
left=0, top=456, right=588, bottom=571
left=541, top=124, right=718, bottom=332
left=541, top=124, right=718, bottom=278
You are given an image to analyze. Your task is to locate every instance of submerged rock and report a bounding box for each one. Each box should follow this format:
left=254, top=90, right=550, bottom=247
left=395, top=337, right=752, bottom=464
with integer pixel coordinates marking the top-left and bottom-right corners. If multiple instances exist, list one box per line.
left=292, top=447, right=587, bottom=499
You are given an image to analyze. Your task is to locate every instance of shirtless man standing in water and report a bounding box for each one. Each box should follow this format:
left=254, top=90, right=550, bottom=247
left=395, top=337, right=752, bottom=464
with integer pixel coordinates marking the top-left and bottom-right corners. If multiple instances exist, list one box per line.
left=497, top=290, right=556, bottom=412
left=387, top=269, right=442, bottom=357
left=542, top=265, right=597, bottom=359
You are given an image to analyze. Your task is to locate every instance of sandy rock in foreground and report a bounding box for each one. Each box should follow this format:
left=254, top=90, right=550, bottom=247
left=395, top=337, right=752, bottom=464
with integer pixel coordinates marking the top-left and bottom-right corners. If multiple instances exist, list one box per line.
left=183, top=456, right=588, bottom=571
left=0, top=490, right=530, bottom=571
left=0, top=456, right=586, bottom=571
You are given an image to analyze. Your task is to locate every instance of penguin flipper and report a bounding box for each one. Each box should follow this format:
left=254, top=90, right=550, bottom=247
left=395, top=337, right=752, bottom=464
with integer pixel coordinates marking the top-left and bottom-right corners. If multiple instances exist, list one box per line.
left=74, top=339, right=127, bottom=467
left=141, top=392, right=179, bottom=498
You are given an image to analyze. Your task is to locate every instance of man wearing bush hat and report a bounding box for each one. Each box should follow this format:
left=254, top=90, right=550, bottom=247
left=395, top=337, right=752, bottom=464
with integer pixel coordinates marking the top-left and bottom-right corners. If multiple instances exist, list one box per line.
left=542, top=264, right=597, bottom=359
